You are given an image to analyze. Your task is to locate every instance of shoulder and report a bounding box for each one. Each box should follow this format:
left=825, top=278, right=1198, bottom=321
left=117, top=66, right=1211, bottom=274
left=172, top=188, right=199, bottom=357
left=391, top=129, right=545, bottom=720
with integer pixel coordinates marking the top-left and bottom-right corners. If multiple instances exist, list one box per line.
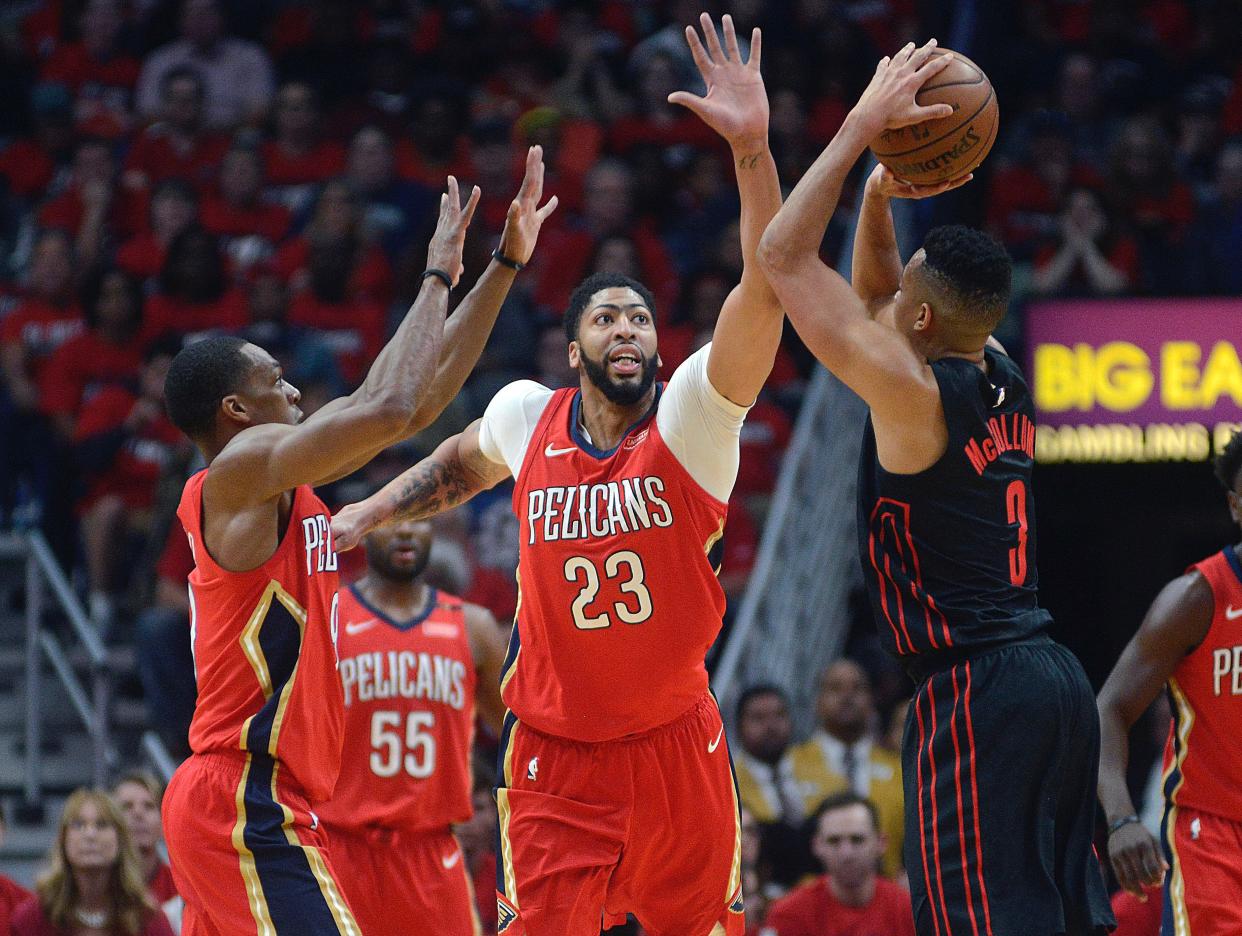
left=488, top=379, right=555, bottom=411
left=480, top=380, right=557, bottom=437
left=767, top=877, right=827, bottom=918
left=1150, top=568, right=1214, bottom=627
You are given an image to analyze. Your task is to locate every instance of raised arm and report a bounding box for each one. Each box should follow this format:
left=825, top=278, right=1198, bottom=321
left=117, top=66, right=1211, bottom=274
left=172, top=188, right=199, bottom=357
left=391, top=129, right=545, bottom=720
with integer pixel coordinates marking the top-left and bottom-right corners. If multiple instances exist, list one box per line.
left=331, top=419, right=509, bottom=552
left=1098, top=572, right=1210, bottom=896
left=209, top=178, right=479, bottom=504
left=669, top=14, right=782, bottom=407
left=757, top=42, right=953, bottom=420
left=408, top=146, right=558, bottom=429
left=852, top=163, right=970, bottom=314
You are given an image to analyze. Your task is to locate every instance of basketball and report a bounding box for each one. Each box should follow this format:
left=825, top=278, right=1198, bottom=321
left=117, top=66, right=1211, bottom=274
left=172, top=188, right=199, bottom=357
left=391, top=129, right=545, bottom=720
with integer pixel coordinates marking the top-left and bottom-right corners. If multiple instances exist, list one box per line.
left=869, top=48, right=998, bottom=185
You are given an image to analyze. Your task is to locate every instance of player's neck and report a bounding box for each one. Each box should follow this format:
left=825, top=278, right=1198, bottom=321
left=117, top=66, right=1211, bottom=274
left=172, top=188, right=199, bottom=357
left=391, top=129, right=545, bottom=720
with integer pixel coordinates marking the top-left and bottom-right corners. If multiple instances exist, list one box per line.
left=577, top=383, right=656, bottom=452
left=357, top=574, right=430, bottom=620
left=827, top=872, right=876, bottom=908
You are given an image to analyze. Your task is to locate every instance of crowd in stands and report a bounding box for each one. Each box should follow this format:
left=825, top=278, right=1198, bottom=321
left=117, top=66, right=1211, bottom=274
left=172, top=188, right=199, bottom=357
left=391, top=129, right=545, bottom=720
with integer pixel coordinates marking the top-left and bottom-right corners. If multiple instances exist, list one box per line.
left=2, top=1, right=1239, bottom=934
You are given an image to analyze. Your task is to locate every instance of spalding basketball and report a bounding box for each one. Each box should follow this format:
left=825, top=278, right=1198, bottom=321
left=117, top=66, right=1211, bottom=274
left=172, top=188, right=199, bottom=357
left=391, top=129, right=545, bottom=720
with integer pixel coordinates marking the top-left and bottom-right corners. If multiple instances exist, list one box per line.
left=869, top=48, right=998, bottom=185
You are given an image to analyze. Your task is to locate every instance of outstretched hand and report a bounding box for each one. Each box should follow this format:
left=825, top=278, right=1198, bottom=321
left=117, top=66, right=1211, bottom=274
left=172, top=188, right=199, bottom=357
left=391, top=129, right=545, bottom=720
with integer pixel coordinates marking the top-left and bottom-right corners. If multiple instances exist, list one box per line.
left=866, top=163, right=972, bottom=199
left=426, top=175, right=481, bottom=287
left=854, top=39, right=955, bottom=135
left=331, top=501, right=376, bottom=553
left=668, top=13, right=767, bottom=149
left=497, top=145, right=559, bottom=266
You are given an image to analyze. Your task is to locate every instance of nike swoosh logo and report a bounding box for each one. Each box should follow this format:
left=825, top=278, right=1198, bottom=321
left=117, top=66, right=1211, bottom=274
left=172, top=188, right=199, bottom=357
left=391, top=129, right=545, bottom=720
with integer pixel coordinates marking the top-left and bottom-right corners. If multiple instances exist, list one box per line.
left=441, top=850, right=462, bottom=869
left=545, top=443, right=577, bottom=457
left=1227, top=606, right=1242, bottom=621
left=707, top=725, right=724, bottom=753
left=345, top=619, right=378, bottom=635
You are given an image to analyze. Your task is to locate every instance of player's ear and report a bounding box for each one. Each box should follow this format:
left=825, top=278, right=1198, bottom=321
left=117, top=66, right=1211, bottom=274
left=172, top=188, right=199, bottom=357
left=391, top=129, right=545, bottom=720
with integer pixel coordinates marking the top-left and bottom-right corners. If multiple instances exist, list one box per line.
left=220, top=393, right=250, bottom=426
left=914, top=302, right=933, bottom=332
left=1228, top=490, right=1240, bottom=525
left=567, top=340, right=580, bottom=369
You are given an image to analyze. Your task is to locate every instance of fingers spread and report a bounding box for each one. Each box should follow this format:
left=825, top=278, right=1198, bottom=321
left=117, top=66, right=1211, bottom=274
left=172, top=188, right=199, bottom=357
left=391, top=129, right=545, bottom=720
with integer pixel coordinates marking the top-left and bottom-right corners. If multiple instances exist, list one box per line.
left=917, top=51, right=955, bottom=80
left=447, top=175, right=460, bottom=209
left=537, top=195, right=559, bottom=221
left=685, top=25, right=712, bottom=75
left=722, top=14, right=741, bottom=61
left=667, top=90, right=703, bottom=112
left=748, top=27, right=761, bottom=68
left=700, top=12, right=726, bottom=62
left=462, top=185, right=481, bottom=226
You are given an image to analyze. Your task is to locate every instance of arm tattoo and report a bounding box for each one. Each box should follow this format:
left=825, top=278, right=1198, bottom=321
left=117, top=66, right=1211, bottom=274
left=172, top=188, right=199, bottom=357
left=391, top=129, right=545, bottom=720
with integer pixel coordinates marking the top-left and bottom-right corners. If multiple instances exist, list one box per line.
left=736, top=152, right=762, bottom=170
left=387, top=457, right=481, bottom=522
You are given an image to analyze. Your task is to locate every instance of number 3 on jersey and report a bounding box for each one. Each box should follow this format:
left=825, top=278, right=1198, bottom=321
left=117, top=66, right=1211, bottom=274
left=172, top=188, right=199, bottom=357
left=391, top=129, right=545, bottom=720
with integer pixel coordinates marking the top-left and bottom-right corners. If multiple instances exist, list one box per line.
left=564, top=550, right=653, bottom=630
left=370, top=711, right=435, bottom=778
left=1006, top=479, right=1029, bottom=586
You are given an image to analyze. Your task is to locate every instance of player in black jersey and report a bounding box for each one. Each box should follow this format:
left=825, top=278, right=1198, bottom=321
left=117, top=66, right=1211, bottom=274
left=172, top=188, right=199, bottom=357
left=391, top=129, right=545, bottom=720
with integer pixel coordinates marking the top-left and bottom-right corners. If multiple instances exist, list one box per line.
left=759, top=43, right=1114, bottom=936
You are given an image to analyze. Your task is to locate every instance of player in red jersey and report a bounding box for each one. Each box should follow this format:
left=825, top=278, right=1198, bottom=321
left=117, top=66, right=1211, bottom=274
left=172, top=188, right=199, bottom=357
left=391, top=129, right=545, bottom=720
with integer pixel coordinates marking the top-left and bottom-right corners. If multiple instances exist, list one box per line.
left=318, top=516, right=508, bottom=935
left=332, top=15, right=783, bottom=935
left=158, top=149, right=557, bottom=936
left=1099, top=429, right=1242, bottom=935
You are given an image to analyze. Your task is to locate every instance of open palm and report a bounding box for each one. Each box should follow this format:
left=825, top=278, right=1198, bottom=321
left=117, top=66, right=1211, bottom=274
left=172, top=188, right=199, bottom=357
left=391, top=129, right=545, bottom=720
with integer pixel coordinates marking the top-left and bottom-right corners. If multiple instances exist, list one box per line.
left=669, top=13, right=768, bottom=147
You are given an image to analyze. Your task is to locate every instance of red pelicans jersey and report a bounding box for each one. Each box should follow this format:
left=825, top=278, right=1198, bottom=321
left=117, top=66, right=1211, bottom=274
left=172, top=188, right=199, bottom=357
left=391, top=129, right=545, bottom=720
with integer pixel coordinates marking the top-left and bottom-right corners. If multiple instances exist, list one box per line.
left=317, top=585, right=477, bottom=831
left=1163, top=547, right=1242, bottom=821
left=178, top=469, right=344, bottom=802
left=478, top=345, right=746, bottom=741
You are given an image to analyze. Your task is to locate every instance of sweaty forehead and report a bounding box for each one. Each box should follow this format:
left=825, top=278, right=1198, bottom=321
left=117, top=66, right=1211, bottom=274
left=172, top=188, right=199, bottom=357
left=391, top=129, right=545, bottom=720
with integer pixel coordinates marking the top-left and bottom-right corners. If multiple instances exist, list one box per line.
left=588, top=286, right=649, bottom=312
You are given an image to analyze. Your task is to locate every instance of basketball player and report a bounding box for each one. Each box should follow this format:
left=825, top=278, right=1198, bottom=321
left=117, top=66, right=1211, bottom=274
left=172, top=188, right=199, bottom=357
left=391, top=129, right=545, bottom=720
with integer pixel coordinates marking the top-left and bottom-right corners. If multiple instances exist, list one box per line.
left=332, top=14, right=782, bottom=935
left=757, top=42, right=1114, bottom=935
left=317, top=516, right=508, bottom=935
left=1098, top=430, right=1242, bottom=935
left=159, top=149, right=557, bottom=936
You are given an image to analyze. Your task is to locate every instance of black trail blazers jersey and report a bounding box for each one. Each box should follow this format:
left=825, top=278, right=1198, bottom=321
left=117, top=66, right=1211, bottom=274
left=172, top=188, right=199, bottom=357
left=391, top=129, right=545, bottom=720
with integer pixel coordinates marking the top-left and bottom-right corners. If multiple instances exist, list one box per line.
left=858, top=347, right=1051, bottom=665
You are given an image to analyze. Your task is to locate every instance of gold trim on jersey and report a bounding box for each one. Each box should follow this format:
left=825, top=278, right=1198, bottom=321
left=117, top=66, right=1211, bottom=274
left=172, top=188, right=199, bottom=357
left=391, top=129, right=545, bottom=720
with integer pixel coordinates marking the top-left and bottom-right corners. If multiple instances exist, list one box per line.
left=1164, top=677, right=1195, bottom=936
left=496, top=788, right=520, bottom=908
left=271, top=761, right=361, bottom=935
left=237, top=580, right=308, bottom=756
left=703, top=518, right=725, bottom=576
left=231, top=754, right=277, bottom=935
left=499, top=576, right=523, bottom=695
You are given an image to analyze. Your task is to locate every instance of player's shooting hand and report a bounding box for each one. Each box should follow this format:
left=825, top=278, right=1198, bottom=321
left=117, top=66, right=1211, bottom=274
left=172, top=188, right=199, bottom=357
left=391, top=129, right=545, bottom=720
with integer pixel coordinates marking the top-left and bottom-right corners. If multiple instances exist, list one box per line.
left=854, top=39, right=955, bottom=134
left=496, top=145, right=559, bottom=266
left=668, top=13, right=767, bottom=150
left=331, top=502, right=376, bottom=553
left=866, top=163, right=972, bottom=199
left=425, top=176, right=481, bottom=288
left=1108, top=821, right=1168, bottom=898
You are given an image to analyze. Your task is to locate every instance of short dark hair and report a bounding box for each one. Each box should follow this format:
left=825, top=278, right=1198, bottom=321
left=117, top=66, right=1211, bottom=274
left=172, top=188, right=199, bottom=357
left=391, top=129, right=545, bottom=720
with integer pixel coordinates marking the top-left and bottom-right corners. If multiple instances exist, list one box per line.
left=735, top=683, right=789, bottom=724
left=80, top=269, right=141, bottom=330
left=810, top=791, right=881, bottom=835
left=164, top=335, right=252, bottom=438
left=563, top=272, right=656, bottom=344
left=920, top=225, right=1012, bottom=332
left=1215, top=430, right=1242, bottom=492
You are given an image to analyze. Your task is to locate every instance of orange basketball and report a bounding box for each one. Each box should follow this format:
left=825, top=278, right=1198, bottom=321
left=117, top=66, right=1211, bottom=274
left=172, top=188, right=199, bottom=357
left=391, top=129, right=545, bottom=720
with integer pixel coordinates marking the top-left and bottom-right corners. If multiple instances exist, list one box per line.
left=869, top=48, right=999, bottom=185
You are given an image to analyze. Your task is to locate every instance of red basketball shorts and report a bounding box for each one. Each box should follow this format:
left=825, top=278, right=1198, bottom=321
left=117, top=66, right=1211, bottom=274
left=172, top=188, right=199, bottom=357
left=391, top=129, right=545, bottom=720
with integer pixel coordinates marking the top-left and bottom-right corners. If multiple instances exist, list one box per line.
left=163, top=751, right=360, bottom=936
left=1162, top=806, right=1242, bottom=935
left=325, top=823, right=481, bottom=936
left=493, top=692, right=745, bottom=936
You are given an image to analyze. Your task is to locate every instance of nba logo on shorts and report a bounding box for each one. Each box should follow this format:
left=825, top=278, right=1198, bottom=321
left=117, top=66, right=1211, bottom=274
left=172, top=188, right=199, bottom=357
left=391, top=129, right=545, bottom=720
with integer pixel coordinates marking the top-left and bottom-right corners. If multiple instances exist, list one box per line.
left=497, top=897, right=518, bottom=932
left=728, top=885, right=744, bottom=914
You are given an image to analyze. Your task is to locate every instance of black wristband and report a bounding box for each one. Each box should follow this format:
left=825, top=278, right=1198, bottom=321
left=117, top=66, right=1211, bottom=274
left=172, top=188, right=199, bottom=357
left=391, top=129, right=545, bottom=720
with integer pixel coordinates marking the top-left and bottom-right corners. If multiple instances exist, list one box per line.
left=1107, top=814, right=1141, bottom=836
left=422, top=268, right=453, bottom=290
left=491, top=247, right=526, bottom=271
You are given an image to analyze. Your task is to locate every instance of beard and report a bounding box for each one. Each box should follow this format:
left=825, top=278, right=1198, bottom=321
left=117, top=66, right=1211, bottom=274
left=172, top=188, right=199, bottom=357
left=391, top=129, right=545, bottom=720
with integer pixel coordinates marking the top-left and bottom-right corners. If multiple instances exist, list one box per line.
left=579, top=345, right=658, bottom=406
left=367, top=546, right=430, bottom=584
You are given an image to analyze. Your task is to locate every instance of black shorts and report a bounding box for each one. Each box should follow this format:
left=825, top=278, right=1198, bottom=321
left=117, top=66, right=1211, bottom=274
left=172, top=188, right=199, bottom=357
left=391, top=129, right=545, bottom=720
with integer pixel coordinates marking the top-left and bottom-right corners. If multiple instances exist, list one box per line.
left=901, top=635, right=1115, bottom=936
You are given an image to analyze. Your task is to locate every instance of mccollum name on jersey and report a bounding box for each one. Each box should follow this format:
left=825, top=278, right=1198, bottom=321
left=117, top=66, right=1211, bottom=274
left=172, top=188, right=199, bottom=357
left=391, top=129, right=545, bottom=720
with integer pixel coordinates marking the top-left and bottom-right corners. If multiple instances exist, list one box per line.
left=524, top=475, right=675, bottom=546
left=339, top=651, right=468, bottom=710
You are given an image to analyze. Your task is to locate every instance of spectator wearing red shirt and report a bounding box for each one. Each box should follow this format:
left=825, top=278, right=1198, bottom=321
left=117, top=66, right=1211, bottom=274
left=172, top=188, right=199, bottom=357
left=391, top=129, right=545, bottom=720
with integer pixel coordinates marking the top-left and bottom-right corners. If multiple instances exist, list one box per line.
left=760, top=793, right=915, bottom=936
left=0, top=84, right=76, bottom=203
left=39, top=0, right=140, bottom=139
left=112, top=772, right=180, bottom=907
left=116, top=179, right=198, bottom=283
left=200, top=144, right=292, bottom=276
left=535, top=158, right=678, bottom=316
left=123, top=66, right=228, bottom=193
left=394, top=91, right=475, bottom=190
left=11, top=789, right=174, bottom=936
left=608, top=49, right=720, bottom=155
left=262, top=82, right=346, bottom=212
left=135, top=519, right=196, bottom=759
left=40, top=269, right=143, bottom=438
left=39, top=137, right=144, bottom=268
left=0, top=231, right=83, bottom=413
left=75, top=336, right=184, bottom=630
left=142, top=227, right=247, bottom=342
left=0, top=812, right=34, bottom=935
left=1032, top=186, right=1138, bottom=297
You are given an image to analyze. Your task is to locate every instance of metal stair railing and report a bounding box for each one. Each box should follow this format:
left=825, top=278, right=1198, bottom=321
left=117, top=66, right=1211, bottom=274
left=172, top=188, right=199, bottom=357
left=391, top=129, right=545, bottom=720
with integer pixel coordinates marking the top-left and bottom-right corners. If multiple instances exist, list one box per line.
left=21, top=530, right=117, bottom=806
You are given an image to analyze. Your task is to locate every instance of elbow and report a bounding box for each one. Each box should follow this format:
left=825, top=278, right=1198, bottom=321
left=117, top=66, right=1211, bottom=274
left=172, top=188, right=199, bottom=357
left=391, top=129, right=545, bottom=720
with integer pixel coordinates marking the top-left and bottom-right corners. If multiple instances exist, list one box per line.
left=757, top=225, right=802, bottom=279
left=366, top=398, right=415, bottom=441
